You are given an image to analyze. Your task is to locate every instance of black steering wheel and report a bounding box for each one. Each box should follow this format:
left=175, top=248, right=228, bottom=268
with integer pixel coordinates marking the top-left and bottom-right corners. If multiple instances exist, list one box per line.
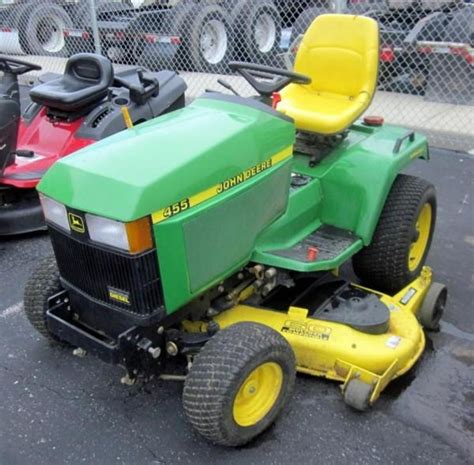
left=229, top=61, right=311, bottom=97
left=0, top=56, right=42, bottom=75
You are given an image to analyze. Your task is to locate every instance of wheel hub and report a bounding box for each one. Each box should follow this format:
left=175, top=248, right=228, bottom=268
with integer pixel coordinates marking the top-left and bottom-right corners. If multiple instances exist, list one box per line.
left=233, top=361, right=283, bottom=427
left=37, top=16, right=66, bottom=53
left=254, top=12, right=277, bottom=53
left=200, top=19, right=227, bottom=65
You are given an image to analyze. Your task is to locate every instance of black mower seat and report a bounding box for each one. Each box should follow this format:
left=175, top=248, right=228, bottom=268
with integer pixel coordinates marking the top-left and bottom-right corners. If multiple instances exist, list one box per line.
left=30, top=54, right=113, bottom=113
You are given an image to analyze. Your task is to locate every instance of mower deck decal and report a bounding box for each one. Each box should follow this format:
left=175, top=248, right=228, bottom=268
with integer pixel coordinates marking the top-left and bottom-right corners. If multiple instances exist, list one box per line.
left=151, top=146, right=293, bottom=224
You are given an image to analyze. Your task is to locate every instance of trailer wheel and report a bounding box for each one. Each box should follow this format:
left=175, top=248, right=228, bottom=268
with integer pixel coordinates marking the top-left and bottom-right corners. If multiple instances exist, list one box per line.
left=353, top=174, right=436, bottom=294
left=187, top=4, right=232, bottom=72
left=344, top=379, right=373, bottom=411
left=24, top=255, right=63, bottom=343
left=19, top=2, right=72, bottom=57
left=418, top=282, right=447, bottom=331
left=290, top=6, right=326, bottom=45
left=183, top=322, right=295, bottom=446
left=230, top=0, right=281, bottom=64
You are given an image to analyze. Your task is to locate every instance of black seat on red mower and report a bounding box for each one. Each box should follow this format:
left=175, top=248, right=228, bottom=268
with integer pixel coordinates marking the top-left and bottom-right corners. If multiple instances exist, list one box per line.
left=30, top=54, right=114, bottom=113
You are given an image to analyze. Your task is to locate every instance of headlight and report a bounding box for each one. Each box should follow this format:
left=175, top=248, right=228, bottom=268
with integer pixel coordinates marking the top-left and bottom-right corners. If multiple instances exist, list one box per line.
left=86, top=213, right=153, bottom=254
left=40, top=194, right=70, bottom=231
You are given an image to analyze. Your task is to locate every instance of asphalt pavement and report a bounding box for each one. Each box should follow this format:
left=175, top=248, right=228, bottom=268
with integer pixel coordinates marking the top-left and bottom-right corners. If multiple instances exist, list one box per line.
left=0, top=148, right=473, bottom=465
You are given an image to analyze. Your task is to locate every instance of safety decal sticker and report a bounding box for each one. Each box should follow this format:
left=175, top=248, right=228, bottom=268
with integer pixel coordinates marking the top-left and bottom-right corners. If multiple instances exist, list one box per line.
left=281, top=320, right=331, bottom=341
left=151, top=146, right=292, bottom=224
left=400, top=287, right=417, bottom=305
left=385, top=335, right=402, bottom=349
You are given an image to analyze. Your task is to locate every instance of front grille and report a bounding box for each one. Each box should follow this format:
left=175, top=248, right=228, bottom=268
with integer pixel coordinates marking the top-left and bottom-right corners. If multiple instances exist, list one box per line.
left=49, top=226, right=163, bottom=316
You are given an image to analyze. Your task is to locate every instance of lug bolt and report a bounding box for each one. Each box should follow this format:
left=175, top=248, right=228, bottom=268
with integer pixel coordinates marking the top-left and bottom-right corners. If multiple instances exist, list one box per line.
left=166, top=341, right=179, bottom=356
left=148, top=347, right=161, bottom=359
left=72, top=347, right=87, bottom=357
left=262, top=283, right=273, bottom=296
left=157, top=326, right=164, bottom=335
left=264, top=268, right=277, bottom=279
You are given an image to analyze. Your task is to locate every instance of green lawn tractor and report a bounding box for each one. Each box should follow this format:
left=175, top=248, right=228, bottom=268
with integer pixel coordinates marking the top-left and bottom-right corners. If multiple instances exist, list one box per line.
left=24, top=14, right=447, bottom=447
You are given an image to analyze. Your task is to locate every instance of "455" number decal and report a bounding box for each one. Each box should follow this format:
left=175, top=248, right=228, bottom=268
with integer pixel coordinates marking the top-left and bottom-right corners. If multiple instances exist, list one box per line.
left=163, top=198, right=191, bottom=218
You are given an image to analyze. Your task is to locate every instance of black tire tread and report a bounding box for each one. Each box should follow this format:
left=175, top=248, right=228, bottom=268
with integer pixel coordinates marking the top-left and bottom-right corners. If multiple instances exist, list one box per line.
left=353, top=174, right=436, bottom=293
left=183, top=322, right=295, bottom=446
left=24, top=255, right=62, bottom=342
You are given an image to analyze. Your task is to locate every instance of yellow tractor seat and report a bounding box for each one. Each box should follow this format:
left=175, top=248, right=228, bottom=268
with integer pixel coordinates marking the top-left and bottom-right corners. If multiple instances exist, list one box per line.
left=277, top=14, right=379, bottom=135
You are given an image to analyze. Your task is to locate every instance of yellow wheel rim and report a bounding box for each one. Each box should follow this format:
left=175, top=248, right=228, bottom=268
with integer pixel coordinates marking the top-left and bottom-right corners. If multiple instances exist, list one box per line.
left=408, top=203, right=432, bottom=271
left=233, top=362, right=283, bottom=427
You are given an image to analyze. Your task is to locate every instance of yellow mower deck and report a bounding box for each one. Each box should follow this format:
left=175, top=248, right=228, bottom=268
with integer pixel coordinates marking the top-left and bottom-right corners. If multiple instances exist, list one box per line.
left=184, top=267, right=433, bottom=407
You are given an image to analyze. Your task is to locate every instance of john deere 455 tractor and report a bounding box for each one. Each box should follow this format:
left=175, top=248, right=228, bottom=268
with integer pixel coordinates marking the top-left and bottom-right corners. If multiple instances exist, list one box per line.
left=24, top=14, right=447, bottom=446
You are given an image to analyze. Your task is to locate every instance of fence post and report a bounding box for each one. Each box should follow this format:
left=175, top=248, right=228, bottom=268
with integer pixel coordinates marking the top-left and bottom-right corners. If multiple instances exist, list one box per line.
left=88, top=0, right=102, bottom=55
left=334, top=0, right=347, bottom=13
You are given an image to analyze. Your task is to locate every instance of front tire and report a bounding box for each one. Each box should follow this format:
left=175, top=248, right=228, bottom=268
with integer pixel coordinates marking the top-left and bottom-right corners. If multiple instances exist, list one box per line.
left=353, top=174, right=436, bottom=294
left=183, top=322, right=296, bottom=447
left=24, top=255, right=63, bottom=342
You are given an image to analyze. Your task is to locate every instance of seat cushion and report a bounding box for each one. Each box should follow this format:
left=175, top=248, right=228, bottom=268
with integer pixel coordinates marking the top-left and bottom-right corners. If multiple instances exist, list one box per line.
left=30, top=76, right=108, bottom=112
left=278, top=85, right=368, bottom=134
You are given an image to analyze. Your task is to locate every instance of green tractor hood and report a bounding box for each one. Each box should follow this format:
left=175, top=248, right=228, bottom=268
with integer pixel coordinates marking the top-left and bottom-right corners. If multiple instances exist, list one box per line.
left=38, top=95, right=295, bottom=222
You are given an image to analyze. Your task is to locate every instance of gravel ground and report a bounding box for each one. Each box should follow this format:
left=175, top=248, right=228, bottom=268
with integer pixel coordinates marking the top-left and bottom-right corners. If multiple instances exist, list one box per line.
left=0, top=148, right=473, bottom=465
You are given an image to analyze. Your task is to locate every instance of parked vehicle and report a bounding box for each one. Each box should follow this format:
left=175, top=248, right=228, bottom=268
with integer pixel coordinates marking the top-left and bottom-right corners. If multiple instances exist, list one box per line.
left=63, top=0, right=302, bottom=72
left=24, top=14, right=446, bottom=446
left=1, top=0, right=76, bottom=56
left=0, top=53, right=186, bottom=235
left=287, top=0, right=473, bottom=102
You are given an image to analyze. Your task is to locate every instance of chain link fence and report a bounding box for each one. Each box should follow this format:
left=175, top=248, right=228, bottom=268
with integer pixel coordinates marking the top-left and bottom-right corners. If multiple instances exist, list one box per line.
left=1, top=0, right=473, bottom=150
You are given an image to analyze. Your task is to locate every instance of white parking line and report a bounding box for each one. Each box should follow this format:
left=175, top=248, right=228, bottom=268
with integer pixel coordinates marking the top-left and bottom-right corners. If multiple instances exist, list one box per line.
left=0, top=302, right=23, bottom=318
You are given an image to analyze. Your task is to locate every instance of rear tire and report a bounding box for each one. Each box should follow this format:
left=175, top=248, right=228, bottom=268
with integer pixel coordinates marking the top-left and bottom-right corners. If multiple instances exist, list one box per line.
left=18, top=2, right=72, bottom=57
left=230, top=0, right=282, bottom=65
left=24, top=255, right=63, bottom=343
left=353, top=174, right=436, bottom=294
left=183, top=322, right=296, bottom=447
left=186, top=5, right=232, bottom=72
left=290, top=6, right=325, bottom=44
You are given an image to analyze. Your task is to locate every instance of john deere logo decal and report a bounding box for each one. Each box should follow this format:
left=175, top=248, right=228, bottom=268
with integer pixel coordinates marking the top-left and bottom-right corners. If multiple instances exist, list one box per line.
left=68, top=213, right=85, bottom=233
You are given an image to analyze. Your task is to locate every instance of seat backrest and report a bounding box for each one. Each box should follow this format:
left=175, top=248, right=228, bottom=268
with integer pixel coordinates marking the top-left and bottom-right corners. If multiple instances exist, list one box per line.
left=294, top=14, right=379, bottom=102
left=65, top=53, right=114, bottom=87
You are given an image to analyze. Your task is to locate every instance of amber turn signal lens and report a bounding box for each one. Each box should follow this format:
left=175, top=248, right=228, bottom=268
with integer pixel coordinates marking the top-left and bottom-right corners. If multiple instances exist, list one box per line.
left=126, top=217, right=154, bottom=254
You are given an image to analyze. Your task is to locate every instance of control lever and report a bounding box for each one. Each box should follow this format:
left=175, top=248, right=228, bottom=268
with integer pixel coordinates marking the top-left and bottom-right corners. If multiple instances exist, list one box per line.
left=114, top=69, right=160, bottom=106
left=138, top=69, right=145, bottom=84
left=217, top=78, right=240, bottom=96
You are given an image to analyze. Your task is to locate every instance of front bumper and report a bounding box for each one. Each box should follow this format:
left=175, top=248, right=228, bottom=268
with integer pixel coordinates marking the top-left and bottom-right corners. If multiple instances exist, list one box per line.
left=0, top=191, right=46, bottom=235
left=46, top=289, right=207, bottom=375
left=48, top=295, right=124, bottom=364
